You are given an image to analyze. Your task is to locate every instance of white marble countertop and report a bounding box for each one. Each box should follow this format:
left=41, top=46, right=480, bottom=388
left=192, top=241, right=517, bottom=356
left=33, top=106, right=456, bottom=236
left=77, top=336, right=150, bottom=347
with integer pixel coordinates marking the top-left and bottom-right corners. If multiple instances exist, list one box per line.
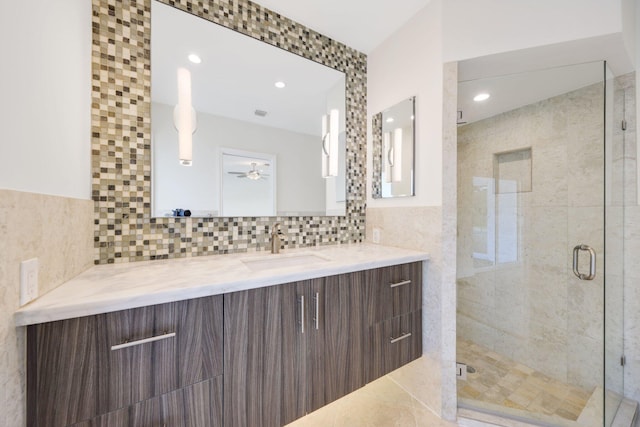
left=14, top=243, right=428, bottom=326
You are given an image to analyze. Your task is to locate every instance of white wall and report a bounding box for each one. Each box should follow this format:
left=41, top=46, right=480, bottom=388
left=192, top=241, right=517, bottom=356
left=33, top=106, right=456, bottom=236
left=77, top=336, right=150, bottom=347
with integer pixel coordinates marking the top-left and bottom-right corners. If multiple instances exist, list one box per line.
left=367, top=3, right=444, bottom=208
left=442, top=0, right=623, bottom=63
left=0, top=0, right=92, bottom=200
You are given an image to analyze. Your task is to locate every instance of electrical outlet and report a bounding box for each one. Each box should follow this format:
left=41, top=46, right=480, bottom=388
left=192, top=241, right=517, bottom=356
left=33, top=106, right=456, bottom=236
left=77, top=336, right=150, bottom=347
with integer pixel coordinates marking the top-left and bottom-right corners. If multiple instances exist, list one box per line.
left=20, top=258, right=39, bottom=306
left=372, top=228, right=381, bottom=244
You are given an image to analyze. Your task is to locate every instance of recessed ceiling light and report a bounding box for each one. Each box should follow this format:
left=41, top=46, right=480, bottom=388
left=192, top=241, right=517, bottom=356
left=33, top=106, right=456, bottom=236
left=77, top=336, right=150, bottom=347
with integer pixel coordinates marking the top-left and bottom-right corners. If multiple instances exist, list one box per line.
left=473, top=93, right=490, bottom=102
left=275, top=81, right=286, bottom=89
left=386, top=117, right=395, bottom=123
left=188, top=54, right=202, bottom=64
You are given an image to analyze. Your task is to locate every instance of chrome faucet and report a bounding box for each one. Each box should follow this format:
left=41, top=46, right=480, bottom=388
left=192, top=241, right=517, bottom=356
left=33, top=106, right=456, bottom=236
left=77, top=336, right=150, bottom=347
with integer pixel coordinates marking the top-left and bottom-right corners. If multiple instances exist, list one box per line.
left=270, top=223, right=282, bottom=254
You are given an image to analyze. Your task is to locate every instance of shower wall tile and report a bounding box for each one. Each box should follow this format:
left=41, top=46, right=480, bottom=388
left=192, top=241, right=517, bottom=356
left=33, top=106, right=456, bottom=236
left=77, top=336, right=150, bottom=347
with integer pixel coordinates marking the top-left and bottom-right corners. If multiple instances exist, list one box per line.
left=457, top=82, right=606, bottom=390
left=604, top=271, right=624, bottom=392
left=624, top=267, right=640, bottom=402
left=524, top=206, right=568, bottom=274
left=528, top=141, right=568, bottom=207
left=567, top=334, right=604, bottom=390
left=526, top=269, right=568, bottom=329
left=91, top=0, right=367, bottom=264
left=565, top=86, right=605, bottom=208
left=624, top=204, right=640, bottom=402
left=528, top=322, right=568, bottom=381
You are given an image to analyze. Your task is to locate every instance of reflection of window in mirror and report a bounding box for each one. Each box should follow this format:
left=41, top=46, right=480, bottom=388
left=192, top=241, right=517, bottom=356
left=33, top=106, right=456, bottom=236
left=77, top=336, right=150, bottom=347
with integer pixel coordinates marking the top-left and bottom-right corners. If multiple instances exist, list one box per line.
left=372, top=96, right=416, bottom=199
left=470, top=175, right=519, bottom=270
left=472, top=177, right=495, bottom=268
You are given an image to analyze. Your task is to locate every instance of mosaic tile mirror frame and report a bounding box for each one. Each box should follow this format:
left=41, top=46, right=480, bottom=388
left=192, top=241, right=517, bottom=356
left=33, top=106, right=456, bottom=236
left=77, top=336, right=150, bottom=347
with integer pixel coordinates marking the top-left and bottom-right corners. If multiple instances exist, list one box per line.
left=91, top=0, right=367, bottom=264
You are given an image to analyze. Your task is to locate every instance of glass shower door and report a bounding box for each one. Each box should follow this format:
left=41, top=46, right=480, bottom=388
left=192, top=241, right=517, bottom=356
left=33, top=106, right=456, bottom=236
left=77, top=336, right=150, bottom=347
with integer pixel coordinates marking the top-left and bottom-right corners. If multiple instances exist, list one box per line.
left=456, top=60, right=615, bottom=427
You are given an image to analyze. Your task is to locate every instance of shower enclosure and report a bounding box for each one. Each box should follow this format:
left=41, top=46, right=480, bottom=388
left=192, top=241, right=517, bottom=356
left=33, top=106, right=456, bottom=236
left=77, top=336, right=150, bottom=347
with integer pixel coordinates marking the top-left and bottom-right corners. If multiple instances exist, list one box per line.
left=456, top=60, right=629, bottom=426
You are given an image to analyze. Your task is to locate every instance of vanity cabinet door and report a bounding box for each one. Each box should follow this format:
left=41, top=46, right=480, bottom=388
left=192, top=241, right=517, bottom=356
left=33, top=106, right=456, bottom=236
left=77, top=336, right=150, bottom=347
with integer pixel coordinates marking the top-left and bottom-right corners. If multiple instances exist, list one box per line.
left=281, top=278, right=325, bottom=423
left=95, top=295, right=223, bottom=414
left=224, top=279, right=326, bottom=427
left=323, top=271, right=367, bottom=404
left=27, top=317, right=98, bottom=427
left=224, top=285, right=285, bottom=427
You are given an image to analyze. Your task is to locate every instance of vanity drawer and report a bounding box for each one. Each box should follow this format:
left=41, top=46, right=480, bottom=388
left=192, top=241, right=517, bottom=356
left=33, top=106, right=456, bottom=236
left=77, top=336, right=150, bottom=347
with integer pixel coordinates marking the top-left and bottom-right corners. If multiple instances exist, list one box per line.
left=27, top=295, right=223, bottom=427
left=95, top=295, right=223, bottom=414
left=365, top=262, right=422, bottom=324
left=368, top=310, right=422, bottom=380
left=70, top=377, right=223, bottom=427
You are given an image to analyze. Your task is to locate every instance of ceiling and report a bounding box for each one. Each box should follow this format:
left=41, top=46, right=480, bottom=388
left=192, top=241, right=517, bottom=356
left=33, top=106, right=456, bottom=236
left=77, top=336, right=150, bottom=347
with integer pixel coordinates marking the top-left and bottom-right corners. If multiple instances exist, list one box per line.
left=253, top=0, right=431, bottom=54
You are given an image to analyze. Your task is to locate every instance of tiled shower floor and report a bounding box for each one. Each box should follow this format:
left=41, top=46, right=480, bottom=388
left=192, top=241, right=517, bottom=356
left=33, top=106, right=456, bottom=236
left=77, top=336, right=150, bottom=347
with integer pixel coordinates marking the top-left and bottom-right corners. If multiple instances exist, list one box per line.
left=457, top=339, right=593, bottom=424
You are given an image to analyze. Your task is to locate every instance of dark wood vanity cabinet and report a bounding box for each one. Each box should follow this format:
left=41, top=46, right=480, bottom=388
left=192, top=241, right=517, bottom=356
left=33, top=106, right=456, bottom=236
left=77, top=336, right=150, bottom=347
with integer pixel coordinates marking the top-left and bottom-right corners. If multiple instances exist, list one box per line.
left=27, top=295, right=223, bottom=427
left=224, top=262, right=422, bottom=427
left=27, top=261, right=422, bottom=427
left=365, top=262, right=423, bottom=380
left=224, top=273, right=369, bottom=427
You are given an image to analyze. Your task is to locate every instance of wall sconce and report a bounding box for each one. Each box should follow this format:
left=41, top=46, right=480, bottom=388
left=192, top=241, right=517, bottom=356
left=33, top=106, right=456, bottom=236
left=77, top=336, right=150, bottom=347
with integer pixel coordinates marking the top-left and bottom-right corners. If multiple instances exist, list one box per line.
left=384, top=128, right=403, bottom=183
left=321, top=109, right=339, bottom=178
left=173, top=67, right=197, bottom=166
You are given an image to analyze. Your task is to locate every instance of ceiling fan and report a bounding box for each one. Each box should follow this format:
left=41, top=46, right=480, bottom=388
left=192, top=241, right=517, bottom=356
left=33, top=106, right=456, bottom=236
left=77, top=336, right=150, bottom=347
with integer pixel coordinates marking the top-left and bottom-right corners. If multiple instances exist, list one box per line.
left=227, top=162, right=270, bottom=180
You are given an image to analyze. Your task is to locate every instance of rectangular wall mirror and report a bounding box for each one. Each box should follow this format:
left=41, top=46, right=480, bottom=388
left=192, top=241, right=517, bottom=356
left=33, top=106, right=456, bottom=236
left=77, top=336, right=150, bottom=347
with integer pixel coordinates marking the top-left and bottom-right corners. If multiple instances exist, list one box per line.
left=372, top=96, right=416, bottom=198
left=151, top=1, right=346, bottom=218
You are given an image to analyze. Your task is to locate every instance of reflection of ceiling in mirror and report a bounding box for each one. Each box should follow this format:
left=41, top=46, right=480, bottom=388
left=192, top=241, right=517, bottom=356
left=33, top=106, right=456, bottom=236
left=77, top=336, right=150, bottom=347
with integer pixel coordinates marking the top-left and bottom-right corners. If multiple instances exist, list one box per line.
left=382, top=97, right=414, bottom=133
left=151, top=1, right=345, bottom=137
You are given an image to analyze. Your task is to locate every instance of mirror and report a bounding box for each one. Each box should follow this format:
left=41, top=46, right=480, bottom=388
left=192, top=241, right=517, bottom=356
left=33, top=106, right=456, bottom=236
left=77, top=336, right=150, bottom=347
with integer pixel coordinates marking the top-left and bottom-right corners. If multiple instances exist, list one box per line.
left=372, top=97, right=416, bottom=198
left=150, top=1, right=346, bottom=218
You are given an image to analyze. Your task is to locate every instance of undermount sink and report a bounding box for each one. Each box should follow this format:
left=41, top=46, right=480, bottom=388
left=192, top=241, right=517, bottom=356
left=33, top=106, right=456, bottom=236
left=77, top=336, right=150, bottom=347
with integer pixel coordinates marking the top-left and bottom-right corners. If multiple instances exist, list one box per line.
left=242, top=253, right=329, bottom=272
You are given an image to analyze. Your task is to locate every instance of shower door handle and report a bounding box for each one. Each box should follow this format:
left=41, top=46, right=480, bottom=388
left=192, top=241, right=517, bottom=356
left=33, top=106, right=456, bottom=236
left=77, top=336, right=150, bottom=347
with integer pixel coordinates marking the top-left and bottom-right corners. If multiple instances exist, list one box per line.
left=572, top=244, right=596, bottom=280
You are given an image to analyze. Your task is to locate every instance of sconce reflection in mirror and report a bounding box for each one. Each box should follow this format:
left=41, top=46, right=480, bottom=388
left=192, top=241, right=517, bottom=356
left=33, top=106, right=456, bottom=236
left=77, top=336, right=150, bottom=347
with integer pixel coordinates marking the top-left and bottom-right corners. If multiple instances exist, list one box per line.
left=173, top=67, right=197, bottom=166
left=322, top=109, right=339, bottom=178
left=372, top=96, right=415, bottom=198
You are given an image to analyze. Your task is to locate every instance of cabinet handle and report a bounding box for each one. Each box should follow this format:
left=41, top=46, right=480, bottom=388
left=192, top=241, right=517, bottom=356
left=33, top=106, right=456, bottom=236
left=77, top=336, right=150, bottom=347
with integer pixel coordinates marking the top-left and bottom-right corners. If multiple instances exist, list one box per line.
left=313, top=292, right=320, bottom=330
left=389, top=279, right=411, bottom=288
left=110, top=331, right=176, bottom=351
left=299, top=295, right=305, bottom=334
left=390, top=332, right=412, bottom=344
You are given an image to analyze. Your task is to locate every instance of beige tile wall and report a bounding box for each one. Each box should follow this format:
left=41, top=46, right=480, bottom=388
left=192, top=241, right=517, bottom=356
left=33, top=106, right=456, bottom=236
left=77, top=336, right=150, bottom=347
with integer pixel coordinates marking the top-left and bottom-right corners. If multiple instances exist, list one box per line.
left=0, top=190, right=94, bottom=427
left=619, top=73, right=640, bottom=404
left=456, top=80, right=606, bottom=391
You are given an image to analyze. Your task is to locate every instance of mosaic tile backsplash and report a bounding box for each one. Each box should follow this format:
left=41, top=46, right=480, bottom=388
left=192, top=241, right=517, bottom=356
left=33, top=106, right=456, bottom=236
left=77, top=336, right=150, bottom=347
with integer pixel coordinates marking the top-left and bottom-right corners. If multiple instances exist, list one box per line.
left=92, top=0, right=367, bottom=264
